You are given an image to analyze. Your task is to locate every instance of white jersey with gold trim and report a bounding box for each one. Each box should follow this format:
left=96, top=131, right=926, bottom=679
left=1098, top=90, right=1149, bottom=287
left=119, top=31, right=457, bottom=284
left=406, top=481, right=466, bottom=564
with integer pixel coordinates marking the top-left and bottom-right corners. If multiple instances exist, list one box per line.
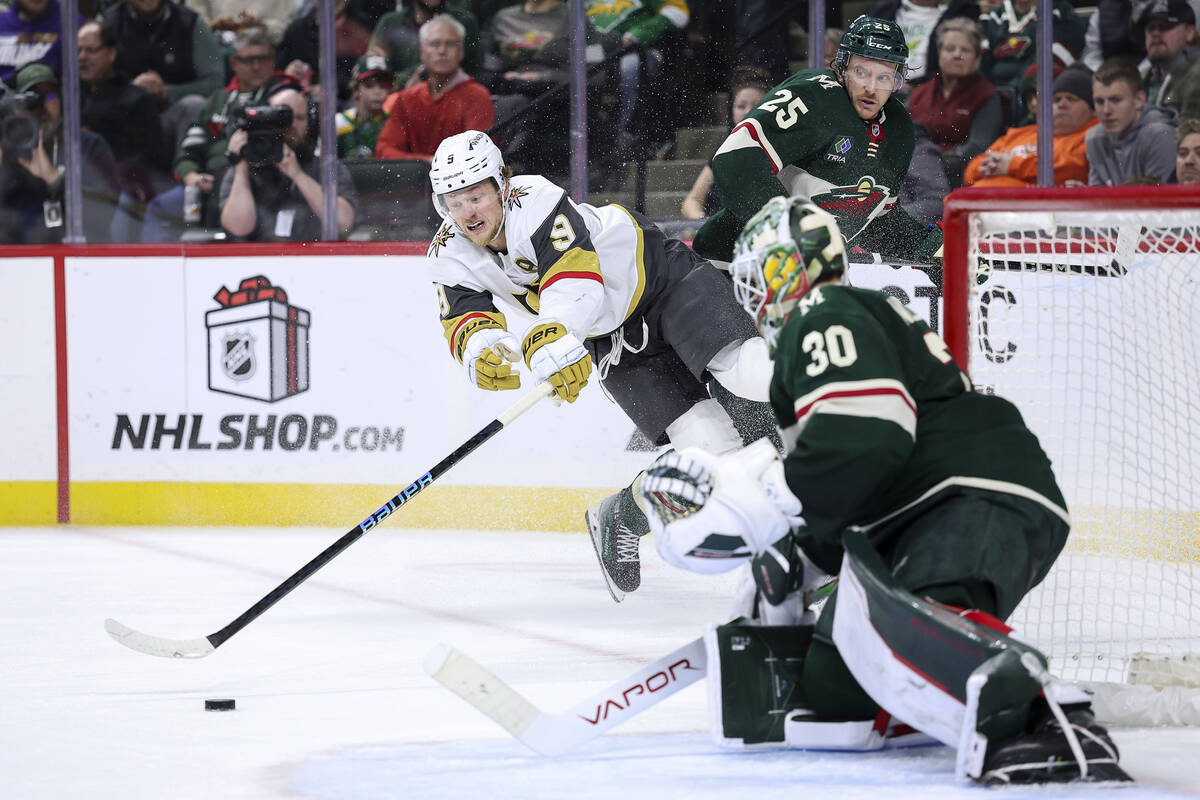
left=427, top=175, right=650, bottom=357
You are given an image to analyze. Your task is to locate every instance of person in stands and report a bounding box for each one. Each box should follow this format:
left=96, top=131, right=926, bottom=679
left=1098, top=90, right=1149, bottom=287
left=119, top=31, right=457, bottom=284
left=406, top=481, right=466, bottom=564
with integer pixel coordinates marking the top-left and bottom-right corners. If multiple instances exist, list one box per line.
left=373, top=13, right=492, bottom=160
left=965, top=64, right=1097, bottom=186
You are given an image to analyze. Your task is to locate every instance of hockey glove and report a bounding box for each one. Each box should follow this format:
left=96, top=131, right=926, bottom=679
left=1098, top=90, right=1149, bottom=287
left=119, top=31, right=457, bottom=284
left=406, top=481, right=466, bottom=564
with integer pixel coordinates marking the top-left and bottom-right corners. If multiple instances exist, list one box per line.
left=522, top=320, right=592, bottom=403
left=640, top=448, right=714, bottom=526
left=751, top=533, right=803, bottom=606
left=913, top=222, right=944, bottom=261
left=462, top=328, right=521, bottom=391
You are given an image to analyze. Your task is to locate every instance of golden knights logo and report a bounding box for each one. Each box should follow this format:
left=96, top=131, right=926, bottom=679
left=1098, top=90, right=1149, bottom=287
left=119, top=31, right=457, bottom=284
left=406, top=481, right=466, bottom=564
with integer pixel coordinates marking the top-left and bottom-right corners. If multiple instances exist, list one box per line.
left=506, top=183, right=530, bottom=210
left=810, top=177, right=890, bottom=227
left=428, top=225, right=456, bottom=257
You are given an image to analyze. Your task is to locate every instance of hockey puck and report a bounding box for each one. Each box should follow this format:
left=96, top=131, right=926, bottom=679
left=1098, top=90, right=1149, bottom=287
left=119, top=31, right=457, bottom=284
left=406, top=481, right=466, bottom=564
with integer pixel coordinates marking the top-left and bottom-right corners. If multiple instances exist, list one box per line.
left=204, top=698, right=236, bottom=711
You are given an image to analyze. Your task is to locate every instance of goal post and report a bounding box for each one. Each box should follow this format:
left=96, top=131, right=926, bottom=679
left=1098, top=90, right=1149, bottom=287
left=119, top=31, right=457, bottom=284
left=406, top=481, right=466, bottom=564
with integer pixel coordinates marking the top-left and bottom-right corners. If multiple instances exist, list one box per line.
left=943, top=186, right=1200, bottom=725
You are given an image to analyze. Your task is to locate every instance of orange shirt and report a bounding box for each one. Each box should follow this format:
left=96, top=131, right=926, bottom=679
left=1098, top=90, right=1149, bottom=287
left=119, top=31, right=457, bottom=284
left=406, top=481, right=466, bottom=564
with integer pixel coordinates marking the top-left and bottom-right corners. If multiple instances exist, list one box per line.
left=963, top=119, right=1098, bottom=187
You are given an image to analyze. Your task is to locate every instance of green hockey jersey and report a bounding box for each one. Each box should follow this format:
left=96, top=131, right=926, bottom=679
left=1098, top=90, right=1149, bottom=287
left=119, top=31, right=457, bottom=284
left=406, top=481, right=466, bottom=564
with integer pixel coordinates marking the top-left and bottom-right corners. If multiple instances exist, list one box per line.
left=769, top=283, right=1067, bottom=575
left=694, top=68, right=932, bottom=263
left=585, top=0, right=689, bottom=45
left=979, top=0, right=1085, bottom=88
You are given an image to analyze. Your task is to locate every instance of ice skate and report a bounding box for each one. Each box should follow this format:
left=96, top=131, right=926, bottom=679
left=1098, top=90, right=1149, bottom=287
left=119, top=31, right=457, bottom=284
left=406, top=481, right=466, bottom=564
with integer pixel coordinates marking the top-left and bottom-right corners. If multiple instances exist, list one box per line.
left=585, top=485, right=648, bottom=602
left=979, top=705, right=1133, bottom=786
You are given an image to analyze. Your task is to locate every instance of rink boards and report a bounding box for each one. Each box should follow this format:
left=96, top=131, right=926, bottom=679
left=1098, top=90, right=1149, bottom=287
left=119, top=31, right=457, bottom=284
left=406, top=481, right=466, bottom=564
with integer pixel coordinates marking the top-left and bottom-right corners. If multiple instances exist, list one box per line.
left=3, top=242, right=1193, bottom=539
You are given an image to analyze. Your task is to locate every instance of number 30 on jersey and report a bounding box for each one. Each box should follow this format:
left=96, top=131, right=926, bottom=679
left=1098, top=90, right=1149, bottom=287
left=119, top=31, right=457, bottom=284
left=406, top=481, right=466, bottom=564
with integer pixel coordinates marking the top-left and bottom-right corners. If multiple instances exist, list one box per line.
left=802, top=325, right=857, bottom=376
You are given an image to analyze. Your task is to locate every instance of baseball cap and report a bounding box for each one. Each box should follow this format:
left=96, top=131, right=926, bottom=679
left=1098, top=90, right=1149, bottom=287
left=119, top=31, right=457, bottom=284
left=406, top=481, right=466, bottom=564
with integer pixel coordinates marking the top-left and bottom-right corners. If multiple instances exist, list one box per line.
left=15, top=62, right=58, bottom=93
left=352, top=54, right=393, bottom=86
left=1141, top=0, right=1196, bottom=26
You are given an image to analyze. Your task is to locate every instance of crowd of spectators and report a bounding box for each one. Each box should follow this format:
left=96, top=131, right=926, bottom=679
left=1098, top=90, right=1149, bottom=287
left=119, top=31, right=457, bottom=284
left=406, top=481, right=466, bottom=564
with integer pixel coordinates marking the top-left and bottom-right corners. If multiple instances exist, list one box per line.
left=2, top=0, right=1199, bottom=246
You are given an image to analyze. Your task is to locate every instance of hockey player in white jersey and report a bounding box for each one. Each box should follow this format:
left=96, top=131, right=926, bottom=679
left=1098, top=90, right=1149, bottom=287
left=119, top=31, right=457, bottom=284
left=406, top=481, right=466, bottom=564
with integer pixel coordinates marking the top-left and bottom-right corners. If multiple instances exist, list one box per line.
left=424, top=130, right=775, bottom=601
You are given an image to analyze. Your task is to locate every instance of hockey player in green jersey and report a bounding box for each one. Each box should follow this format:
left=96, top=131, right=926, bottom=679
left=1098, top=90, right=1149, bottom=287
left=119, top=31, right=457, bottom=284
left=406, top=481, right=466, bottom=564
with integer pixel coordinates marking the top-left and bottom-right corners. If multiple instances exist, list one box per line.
left=693, top=16, right=944, bottom=264
left=637, top=196, right=1132, bottom=785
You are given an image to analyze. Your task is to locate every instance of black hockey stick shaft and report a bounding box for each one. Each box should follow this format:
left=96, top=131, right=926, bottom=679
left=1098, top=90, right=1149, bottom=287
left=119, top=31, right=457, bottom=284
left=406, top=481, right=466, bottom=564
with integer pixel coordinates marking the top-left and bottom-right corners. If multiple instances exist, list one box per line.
left=106, top=382, right=555, bottom=658
left=199, top=381, right=554, bottom=651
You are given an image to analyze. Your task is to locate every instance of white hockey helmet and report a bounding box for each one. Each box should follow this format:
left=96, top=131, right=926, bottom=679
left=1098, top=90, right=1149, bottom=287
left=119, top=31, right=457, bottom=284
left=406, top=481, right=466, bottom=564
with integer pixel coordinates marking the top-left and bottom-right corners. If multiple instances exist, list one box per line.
left=429, top=130, right=506, bottom=221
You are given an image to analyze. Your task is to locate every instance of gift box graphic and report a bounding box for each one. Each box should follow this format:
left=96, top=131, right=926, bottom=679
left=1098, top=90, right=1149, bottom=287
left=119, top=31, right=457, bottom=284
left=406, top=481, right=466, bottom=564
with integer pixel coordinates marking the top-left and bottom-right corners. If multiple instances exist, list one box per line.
left=206, top=276, right=310, bottom=402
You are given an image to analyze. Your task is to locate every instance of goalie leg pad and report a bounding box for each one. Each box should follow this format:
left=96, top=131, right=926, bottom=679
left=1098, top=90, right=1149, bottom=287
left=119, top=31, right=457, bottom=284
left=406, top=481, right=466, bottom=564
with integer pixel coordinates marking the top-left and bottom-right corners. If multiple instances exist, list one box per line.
left=703, top=620, right=813, bottom=747
left=784, top=710, right=939, bottom=751
left=832, top=532, right=1049, bottom=748
left=832, top=533, right=1129, bottom=784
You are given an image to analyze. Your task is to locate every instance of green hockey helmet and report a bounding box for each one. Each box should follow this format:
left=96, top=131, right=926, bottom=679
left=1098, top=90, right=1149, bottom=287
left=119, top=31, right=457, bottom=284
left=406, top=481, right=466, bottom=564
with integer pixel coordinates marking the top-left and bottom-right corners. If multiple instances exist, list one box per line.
left=730, top=196, right=846, bottom=353
left=833, top=16, right=909, bottom=76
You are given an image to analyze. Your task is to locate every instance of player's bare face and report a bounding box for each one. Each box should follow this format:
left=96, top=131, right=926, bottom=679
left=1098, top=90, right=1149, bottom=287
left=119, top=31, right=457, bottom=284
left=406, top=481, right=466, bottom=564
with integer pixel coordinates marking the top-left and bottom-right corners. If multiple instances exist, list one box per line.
left=843, top=55, right=899, bottom=120
left=444, top=180, right=505, bottom=248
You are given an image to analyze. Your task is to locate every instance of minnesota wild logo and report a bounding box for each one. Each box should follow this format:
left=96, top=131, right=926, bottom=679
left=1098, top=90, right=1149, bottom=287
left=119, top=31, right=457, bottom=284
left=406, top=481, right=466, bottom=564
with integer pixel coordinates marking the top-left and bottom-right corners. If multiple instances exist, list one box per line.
left=993, top=35, right=1032, bottom=60
left=587, top=0, right=637, bottom=22
left=428, top=224, right=456, bottom=257
left=809, top=177, right=892, bottom=241
left=506, top=183, right=530, bottom=210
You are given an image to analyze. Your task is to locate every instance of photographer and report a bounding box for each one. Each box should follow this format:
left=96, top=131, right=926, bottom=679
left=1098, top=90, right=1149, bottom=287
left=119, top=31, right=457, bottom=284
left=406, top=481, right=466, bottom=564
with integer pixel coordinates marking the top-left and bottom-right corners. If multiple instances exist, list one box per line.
left=0, top=66, right=120, bottom=243
left=219, top=86, right=356, bottom=240
left=143, top=27, right=296, bottom=242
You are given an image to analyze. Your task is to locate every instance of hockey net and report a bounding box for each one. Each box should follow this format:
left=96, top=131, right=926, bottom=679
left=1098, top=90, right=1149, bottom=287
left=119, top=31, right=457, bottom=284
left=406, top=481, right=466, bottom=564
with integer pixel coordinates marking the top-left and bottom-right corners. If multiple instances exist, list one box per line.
left=943, top=186, right=1200, bottom=726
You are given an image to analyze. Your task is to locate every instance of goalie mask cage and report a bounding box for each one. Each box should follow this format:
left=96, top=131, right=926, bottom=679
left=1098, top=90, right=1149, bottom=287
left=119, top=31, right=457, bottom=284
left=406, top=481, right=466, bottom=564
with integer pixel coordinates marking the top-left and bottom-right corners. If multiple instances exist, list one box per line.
left=943, top=186, right=1200, bottom=726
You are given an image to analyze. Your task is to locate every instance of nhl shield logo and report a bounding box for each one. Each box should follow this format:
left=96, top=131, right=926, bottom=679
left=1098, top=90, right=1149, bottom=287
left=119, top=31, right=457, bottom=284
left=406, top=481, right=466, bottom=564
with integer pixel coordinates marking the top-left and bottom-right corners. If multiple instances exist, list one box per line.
left=206, top=275, right=312, bottom=402
left=222, top=332, right=256, bottom=382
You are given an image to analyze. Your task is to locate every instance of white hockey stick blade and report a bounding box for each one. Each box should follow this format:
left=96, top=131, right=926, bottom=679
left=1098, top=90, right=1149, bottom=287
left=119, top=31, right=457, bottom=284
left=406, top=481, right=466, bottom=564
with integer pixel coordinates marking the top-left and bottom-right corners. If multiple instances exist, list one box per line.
left=424, top=638, right=708, bottom=756
left=104, top=618, right=216, bottom=659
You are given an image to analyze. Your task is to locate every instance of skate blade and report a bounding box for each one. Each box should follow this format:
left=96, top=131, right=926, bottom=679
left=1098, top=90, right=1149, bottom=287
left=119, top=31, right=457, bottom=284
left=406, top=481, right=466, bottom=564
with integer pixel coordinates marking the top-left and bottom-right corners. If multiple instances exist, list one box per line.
left=585, top=507, right=626, bottom=603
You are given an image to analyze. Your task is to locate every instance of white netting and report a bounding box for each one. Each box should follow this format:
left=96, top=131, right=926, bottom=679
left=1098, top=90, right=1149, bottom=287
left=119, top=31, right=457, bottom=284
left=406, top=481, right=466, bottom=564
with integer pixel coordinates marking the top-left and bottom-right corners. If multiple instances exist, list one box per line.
left=964, top=209, right=1200, bottom=699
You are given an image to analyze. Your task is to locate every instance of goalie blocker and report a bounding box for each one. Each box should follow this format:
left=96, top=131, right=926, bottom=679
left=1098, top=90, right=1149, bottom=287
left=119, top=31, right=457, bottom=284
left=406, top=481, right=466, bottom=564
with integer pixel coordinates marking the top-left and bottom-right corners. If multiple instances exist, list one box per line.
left=706, top=531, right=1132, bottom=785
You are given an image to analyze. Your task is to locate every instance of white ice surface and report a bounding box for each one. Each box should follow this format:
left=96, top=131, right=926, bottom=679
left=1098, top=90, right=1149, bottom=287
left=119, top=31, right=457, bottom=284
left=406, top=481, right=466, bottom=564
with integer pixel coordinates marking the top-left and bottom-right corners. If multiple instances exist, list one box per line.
left=2, top=526, right=1197, bottom=799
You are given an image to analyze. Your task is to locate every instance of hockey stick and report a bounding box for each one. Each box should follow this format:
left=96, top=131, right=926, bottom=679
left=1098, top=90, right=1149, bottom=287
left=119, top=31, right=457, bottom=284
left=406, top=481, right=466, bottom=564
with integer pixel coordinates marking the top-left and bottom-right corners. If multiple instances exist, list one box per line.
left=425, top=579, right=838, bottom=754
left=424, top=637, right=707, bottom=756
left=105, top=381, right=557, bottom=659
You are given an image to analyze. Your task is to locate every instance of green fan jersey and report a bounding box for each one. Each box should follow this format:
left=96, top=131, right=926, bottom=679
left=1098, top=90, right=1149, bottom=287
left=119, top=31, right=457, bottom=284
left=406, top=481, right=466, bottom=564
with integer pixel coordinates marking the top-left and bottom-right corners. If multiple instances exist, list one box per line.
left=585, top=0, right=690, bottom=45
left=769, top=283, right=1067, bottom=575
left=694, top=69, right=932, bottom=263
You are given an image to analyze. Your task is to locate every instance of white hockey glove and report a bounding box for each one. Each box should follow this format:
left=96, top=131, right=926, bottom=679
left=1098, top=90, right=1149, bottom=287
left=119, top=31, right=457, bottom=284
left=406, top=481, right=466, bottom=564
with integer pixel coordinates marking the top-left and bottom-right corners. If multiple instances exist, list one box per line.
left=640, top=439, right=804, bottom=575
left=462, top=328, right=521, bottom=391
left=522, top=320, right=592, bottom=403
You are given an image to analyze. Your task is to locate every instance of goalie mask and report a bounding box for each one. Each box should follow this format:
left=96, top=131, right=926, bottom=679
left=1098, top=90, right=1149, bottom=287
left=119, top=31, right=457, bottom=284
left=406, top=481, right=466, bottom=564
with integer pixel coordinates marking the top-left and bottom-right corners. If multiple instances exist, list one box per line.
left=429, top=129, right=507, bottom=224
left=730, top=196, right=846, bottom=354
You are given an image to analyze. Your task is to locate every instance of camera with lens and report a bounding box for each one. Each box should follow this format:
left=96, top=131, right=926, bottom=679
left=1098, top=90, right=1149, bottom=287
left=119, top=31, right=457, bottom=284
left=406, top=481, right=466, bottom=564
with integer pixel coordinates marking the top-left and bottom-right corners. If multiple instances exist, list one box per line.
left=0, top=89, right=43, bottom=163
left=230, top=103, right=293, bottom=166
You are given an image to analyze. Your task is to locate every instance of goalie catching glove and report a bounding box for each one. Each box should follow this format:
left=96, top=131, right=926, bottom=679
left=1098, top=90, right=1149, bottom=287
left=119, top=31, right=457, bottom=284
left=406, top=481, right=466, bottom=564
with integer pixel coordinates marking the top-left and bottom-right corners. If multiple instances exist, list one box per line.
left=639, top=439, right=804, bottom=575
left=462, top=328, right=521, bottom=391
left=522, top=320, right=592, bottom=403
